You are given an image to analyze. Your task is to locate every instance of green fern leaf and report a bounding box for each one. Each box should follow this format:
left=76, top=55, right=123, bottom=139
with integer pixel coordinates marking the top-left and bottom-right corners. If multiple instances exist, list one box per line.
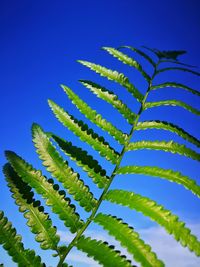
left=135, top=120, right=200, bottom=148
left=52, top=134, right=109, bottom=188
left=116, top=165, right=200, bottom=198
left=151, top=82, right=200, bottom=97
left=80, top=80, right=136, bottom=124
left=126, top=140, right=200, bottom=162
left=144, top=100, right=200, bottom=116
left=32, top=123, right=97, bottom=212
left=76, top=235, right=134, bottom=267
left=119, top=45, right=156, bottom=67
left=0, top=211, right=43, bottom=266
left=103, top=47, right=151, bottom=82
left=94, top=213, right=164, bottom=267
left=4, top=163, right=59, bottom=250
left=48, top=100, right=119, bottom=164
left=62, top=85, right=128, bottom=145
left=156, top=67, right=200, bottom=77
left=105, top=190, right=200, bottom=256
left=77, top=60, right=144, bottom=102
left=5, top=151, right=83, bottom=233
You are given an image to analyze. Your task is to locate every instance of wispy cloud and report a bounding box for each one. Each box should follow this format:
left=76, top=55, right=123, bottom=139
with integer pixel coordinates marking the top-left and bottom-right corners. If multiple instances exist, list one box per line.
left=67, top=251, right=98, bottom=267
left=139, top=224, right=200, bottom=267
left=57, top=230, right=75, bottom=244
left=58, top=223, right=200, bottom=267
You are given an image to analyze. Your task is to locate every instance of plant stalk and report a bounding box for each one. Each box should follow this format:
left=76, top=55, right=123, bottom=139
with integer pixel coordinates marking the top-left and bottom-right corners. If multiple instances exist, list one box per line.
left=57, top=60, right=160, bottom=267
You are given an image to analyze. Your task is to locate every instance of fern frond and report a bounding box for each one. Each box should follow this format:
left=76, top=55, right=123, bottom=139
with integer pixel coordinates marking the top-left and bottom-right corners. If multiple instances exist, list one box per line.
left=32, top=123, right=97, bottom=212
left=144, top=100, right=200, bottom=116
left=102, top=47, right=151, bottom=82
left=94, top=213, right=164, bottom=267
left=76, top=235, right=134, bottom=267
left=119, top=45, right=156, bottom=67
left=80, top=80, right=136, bottom=124
left=105, top=190, right=200, bottom=256
left=135, top=120, right=200, bottom=148
left=77, top=60, right=144, bottom=102
left=156, top=67, right=200, bottom=77
left=52, top=134, right=109, bottom=188
left=62, top=85, right=128, bottom=145
left=48, top=100, right=119, bottom=164
left=0, top=211, right=43, bottom=266
left=151, top=82, right=200, bottom=97
left=126, top=140, right=200, bottom=162
left=5, top=151, right=83, bottom=233
left=4, top=163, right=59, bottom=250
left=116, top=165, right=200, bottom=198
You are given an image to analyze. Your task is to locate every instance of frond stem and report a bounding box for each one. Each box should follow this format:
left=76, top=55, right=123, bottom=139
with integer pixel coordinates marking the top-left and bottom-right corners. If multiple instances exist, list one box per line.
left=57, top=60, right=160, bottom=267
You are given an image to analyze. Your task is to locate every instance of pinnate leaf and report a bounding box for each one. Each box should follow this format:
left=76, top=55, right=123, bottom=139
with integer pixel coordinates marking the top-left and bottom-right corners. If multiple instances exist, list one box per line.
left=0, top=211, right=43, bottom=266
left=103, top=46, right=151, bottom=82
left=76, top=235, right=134, bottom=267
left=78, top=60, right=144, bottom=102
left=105, top=190, right=200, bottom=256
left=32, top=123, right=97, bottom=212
left=80, top=80, right=136, bottom=124
left=151, top=82, right=200, bottom=97
left=126, top=140, right=200, bottom=162
left=5, top=151, right=83, bottom=233
left=116, top=165, right=200, bottom=198
left=144, top=100, right=200, bottom=116
left=4, top=163, right=60, bottom=250
left=48, top=99, right=119, bottom=164
left=94, top=213, right=164, bottom=267
left=52, top=134, right=109, bottom=189
left=135, top=120, right=200, bottom=148
left=62, top=84, right=128, bottom=145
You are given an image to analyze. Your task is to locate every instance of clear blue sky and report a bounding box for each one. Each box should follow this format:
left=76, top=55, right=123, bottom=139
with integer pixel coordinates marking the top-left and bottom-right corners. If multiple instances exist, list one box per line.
left=0, top=0, right=200, bottom=266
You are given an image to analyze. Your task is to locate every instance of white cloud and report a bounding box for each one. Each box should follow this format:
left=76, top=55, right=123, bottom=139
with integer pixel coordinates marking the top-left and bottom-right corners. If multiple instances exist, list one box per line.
left=138, top=224, right=200, bottom=267
left=57, top=230, right=75, bottom=243
left=58, top=223, right=200, bottom=267
left=67, top=251, right=98, bottom=267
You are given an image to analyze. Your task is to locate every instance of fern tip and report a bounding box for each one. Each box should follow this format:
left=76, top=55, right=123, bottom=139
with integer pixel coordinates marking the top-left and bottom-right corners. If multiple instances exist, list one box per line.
left=48, top=99, right=55, bottom=107
left=5, top=150, right=16, bottom=159
left=60, top=84, right=66, bottom=90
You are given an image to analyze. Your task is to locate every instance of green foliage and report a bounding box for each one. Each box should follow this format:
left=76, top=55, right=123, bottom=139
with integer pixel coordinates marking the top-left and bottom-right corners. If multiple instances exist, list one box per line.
left=76, top=235, right=134, bottom=267
left=78, top=60, right=144, bottom=102
left=80, top=80, right=137, bottom=124
left=5, top=151, right=83, bottom=233
left=1, top=44, right=200, bottom=266
left=61, top=84, right=128, bottom=145
left=4, top=163, right=60, bottom=250
left=144, top=100, right=200, bottom=116
left=32, top=123, right=97, bottom=212
left=105, top=190, right=200, bottom=256
left=94, top=213, right=164, bottom=267
left=135, top=120, right=200, bottom=147
left=126, top=140, right=200, bottom=161
left=52, top=134, right=109, bottom=188
left=151, top=82, right=200, bottom=97
left=48, top=99, right=119, bottom=164
left=0, top=211, right=43, bottom=266
left=116, top=165, right=200, bottom=198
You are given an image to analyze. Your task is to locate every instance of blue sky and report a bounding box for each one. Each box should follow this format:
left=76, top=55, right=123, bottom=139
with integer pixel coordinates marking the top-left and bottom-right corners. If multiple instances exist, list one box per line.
left=0, top=0, right=200, bottom=266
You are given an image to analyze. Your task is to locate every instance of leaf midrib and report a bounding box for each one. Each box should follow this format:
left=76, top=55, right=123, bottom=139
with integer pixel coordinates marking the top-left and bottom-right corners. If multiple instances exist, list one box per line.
left=56, top=58, right=160, bottom=266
